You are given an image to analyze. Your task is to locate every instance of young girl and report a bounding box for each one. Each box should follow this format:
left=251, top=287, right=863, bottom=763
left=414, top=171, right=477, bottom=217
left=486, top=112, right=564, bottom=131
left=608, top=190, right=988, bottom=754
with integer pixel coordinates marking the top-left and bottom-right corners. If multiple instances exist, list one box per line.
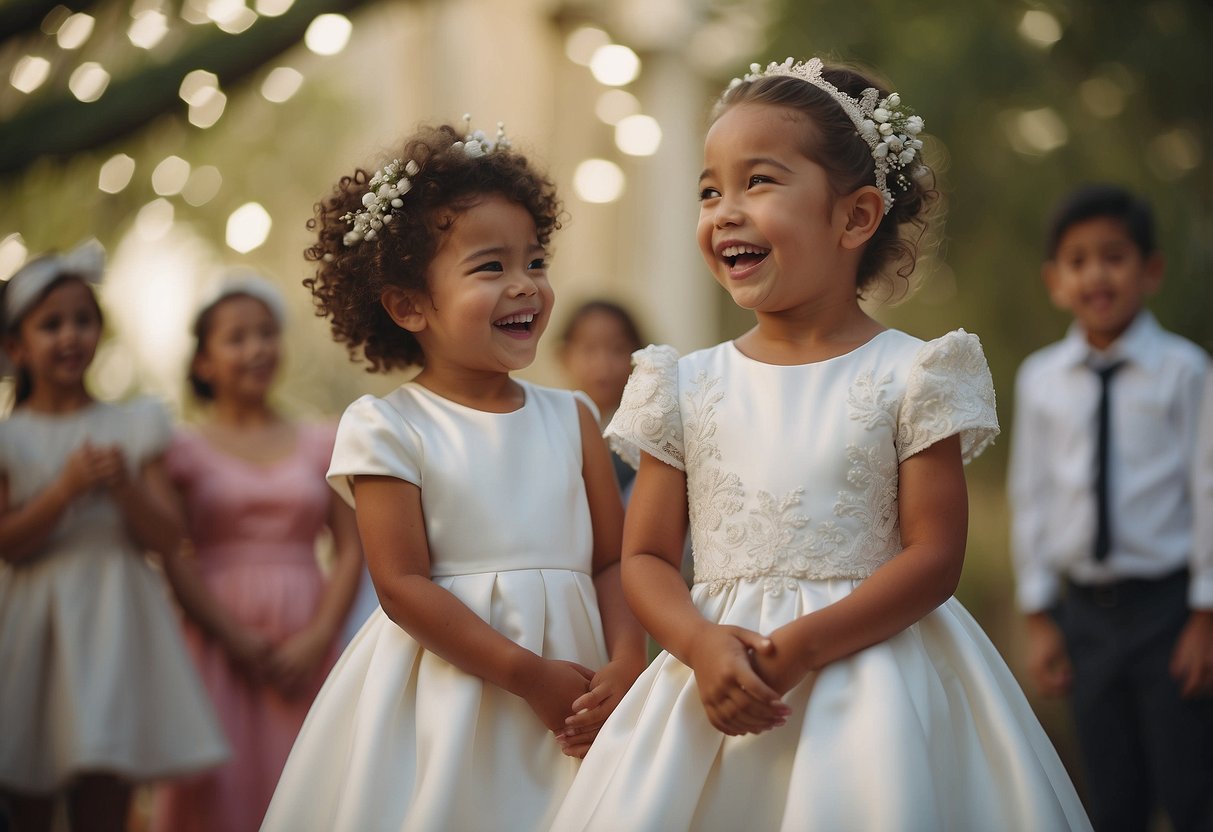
left=552, top=58, right=1092, bottom=831
left=260, top=121, right=647, bottom=831
left=0, top=241, right=226, bottom=832
left=558, top=300, right=645, bottom=495
left=152, top=275, right=364, bottom=832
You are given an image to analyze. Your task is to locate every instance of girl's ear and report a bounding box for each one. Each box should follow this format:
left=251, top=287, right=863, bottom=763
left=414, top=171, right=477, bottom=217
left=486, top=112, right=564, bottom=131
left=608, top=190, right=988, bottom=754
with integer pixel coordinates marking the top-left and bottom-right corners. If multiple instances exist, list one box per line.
left=838, top=186, right=884, bottom=251
left=3, top=334, right=25, bottom=370
left=190, top=350, right=211, bottom=385
left=1142, top=251, right=1165, bottom=296
left=381, top=286, right=428, bottom=333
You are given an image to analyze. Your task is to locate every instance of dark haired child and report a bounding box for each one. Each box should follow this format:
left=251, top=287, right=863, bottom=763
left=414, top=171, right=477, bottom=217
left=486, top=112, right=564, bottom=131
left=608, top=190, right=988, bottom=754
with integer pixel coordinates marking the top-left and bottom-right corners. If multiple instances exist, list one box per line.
left=552, top=57, right=1090, bottom=831
left=260, top=121, right=646, bottom=831
left=152, top=276, right=364, bottom=832
left=558, top=299, right=645, bottom=494
left=0, top=241, right=226, bottom=832
left=1009, top=183, right=1213, bottom=832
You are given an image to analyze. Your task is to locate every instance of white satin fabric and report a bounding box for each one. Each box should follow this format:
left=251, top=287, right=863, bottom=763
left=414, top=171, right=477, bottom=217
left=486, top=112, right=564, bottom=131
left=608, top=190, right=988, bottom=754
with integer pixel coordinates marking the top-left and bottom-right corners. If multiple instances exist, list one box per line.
left=552, top=331, right=1091, bottom=831
left=261, top=382, right=609, bottom=832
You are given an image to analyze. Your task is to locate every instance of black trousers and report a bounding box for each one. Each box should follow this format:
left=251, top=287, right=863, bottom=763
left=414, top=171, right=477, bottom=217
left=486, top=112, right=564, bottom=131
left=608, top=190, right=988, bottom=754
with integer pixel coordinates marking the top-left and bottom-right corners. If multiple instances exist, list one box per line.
left=1057, top=570, right=1213, bottom=832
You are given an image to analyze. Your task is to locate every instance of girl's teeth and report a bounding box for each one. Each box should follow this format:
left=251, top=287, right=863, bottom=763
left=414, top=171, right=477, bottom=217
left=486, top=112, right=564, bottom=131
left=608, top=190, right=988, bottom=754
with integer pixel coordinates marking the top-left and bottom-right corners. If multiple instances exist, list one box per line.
left=721, top=244, right=769, bottom=258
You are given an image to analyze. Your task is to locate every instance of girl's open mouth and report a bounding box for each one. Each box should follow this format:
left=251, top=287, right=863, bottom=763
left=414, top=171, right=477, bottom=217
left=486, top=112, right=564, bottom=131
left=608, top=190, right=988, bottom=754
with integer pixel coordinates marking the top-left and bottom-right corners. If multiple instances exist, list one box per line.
left=720, top=243, right=770, bottom=270
left=493, top=312, right=536, bottom=335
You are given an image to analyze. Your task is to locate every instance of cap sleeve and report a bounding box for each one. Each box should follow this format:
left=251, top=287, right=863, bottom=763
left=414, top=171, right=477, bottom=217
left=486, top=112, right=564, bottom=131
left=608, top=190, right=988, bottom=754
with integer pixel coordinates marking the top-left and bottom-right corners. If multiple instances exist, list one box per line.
left=327, top=395, right=422, bottom=507
left=604, top=344, right=685, bottom=472
left=897, top=329, right=999, bottom=464
left=128, top=397, right=173, bottom=463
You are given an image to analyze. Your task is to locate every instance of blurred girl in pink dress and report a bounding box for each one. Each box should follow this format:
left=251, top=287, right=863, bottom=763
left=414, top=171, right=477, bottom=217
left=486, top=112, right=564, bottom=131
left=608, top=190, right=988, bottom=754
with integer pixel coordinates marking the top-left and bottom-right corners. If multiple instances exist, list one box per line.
left=152, top=275, right=364, bottom=832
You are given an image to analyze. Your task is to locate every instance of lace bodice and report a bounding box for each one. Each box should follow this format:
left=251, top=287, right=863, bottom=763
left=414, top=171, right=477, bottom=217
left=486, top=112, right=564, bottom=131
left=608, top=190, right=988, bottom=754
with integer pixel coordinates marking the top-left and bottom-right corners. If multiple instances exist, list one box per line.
left=606, top=329, right=998, bottom=592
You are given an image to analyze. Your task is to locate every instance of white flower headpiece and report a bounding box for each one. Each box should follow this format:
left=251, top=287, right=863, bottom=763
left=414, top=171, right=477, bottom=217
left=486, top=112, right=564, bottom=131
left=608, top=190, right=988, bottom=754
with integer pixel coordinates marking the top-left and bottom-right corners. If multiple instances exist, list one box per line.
left=728, top=57, right=926, bottom=214
left=342, top=115, right=513, bottom=247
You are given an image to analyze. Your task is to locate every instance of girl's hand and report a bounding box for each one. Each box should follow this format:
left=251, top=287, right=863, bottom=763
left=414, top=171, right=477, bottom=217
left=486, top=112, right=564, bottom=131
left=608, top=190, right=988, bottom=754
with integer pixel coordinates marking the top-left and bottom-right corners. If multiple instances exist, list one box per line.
left=1170, top=610, right=1213, bottom=699
left=268, top=626, right=333, bottom=698
left=558, top=655, right=648, bottom=757
left=94, top=445, right=129, bottom=491
left=687, top=624, right=790, bottom=736
left=221, top=625, right=274, bottom=685
left=58, top=442, right=118, bottom=497
left=519, top=658, right=594, bottom=745
left=750, top=632, right=814, bottom=697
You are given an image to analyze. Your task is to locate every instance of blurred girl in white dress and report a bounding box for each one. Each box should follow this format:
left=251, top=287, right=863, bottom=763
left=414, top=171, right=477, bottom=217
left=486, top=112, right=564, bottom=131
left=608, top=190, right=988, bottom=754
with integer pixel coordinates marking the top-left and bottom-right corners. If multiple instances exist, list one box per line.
left=260, top=121, right=646, bottom=832
left=0, top=241, right=225, bottom=832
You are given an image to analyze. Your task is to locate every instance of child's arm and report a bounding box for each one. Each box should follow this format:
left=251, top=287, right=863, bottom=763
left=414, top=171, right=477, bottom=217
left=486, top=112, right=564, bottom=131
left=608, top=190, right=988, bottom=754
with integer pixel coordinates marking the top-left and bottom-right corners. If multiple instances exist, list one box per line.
left=1170, top=367, right=1213, bottom=698
left=559, top=401, right=648, bottom=757
left=619, top=452, right=788, bottom=736
left=268, top=493, right=365, bottom=697
left=1170, top=611, right=1213, bottom=698
left=1007, top=362, right=1073, bottom=696
left=752, top=435, right=968, bottom=693
left=354, top=474, right=595, bottom=736
left=0, top=442, right=117, bottom=563
left=107, top=449, right=184, bottom=556
left=161, top=544, right=274, bottom=682
left=156, top=467, right=273, bottom=682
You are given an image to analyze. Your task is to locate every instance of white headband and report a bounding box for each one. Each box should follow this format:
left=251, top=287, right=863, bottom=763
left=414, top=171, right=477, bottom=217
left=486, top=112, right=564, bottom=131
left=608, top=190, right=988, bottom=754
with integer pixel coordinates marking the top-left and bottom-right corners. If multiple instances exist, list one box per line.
left=193, top=270, right=288, bottom=332
left=1, top=238, right=105, bottom=331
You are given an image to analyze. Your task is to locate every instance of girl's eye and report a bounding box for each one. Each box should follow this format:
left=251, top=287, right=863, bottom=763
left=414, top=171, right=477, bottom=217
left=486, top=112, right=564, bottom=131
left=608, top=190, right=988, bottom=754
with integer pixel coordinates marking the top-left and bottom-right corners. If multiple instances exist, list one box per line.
left=698, top=187, right=720, bottom=201
left=527, top=258, right=547, bottom=271
left=473, top=261, right=504, bottom=273
left=748, top=175, right=772, bottom=187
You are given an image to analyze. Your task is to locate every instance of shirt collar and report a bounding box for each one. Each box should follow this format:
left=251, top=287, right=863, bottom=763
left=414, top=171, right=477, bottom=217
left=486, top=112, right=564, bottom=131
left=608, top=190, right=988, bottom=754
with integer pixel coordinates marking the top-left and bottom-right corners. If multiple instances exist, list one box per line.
left=1059, top=310, right=1164, bottom=372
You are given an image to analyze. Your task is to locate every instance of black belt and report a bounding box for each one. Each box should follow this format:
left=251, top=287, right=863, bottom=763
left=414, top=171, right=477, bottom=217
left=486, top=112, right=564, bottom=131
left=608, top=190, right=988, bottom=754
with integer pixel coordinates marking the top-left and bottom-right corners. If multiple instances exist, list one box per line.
left=1065, top=568, right=1188, bottom=609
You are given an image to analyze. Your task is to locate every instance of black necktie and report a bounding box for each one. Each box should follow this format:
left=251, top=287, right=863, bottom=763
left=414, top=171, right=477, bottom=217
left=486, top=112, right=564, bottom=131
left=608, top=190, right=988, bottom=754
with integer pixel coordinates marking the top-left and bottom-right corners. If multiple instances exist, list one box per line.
left=1093, top=361, right=1126, bottom=561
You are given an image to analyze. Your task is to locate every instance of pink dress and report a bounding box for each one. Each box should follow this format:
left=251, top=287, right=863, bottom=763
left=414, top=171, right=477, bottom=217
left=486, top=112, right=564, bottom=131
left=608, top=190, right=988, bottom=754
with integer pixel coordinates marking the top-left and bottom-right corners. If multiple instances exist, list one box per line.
left=152, top=423, right=340, bottom=832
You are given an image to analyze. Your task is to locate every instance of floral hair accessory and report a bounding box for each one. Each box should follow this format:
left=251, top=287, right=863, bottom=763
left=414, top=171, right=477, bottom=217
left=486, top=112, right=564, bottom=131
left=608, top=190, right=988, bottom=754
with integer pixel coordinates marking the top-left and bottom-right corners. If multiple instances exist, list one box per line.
left=729, top=57, right=925, bottom=214
left=342, top=114, right=513, bottom=247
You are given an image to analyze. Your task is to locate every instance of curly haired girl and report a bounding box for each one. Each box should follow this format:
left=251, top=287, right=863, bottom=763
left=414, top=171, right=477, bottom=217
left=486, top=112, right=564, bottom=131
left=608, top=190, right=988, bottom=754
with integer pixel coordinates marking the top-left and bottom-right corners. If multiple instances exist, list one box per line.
left=261, top=121, right=646, bottom=832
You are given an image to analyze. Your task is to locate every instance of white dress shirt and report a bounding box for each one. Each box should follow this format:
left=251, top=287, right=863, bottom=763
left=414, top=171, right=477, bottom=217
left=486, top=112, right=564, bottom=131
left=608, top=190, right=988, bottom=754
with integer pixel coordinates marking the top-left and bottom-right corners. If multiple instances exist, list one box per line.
left=1008, top=311, right=1213, bottom=613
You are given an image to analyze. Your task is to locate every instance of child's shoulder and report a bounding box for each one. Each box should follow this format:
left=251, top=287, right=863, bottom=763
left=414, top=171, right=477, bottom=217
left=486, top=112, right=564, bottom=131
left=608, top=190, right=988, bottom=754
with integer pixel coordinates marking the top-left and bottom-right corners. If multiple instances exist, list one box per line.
left=1152, top=325, right=1211, bottom=371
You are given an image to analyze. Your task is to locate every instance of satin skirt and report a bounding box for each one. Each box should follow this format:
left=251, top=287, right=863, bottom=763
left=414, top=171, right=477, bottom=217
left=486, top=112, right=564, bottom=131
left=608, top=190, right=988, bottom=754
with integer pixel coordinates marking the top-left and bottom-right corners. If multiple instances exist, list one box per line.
left=0, top=545, right=227, bottom=792
left=551, top=578, right=1092, bottom=832
left=261, top=568, right=608, bottom=832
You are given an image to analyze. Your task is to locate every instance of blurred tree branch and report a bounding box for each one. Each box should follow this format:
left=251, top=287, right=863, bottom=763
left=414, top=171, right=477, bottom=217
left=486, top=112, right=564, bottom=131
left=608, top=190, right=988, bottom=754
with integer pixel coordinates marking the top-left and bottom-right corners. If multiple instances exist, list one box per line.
left=0, top=0, right=378, bottom=175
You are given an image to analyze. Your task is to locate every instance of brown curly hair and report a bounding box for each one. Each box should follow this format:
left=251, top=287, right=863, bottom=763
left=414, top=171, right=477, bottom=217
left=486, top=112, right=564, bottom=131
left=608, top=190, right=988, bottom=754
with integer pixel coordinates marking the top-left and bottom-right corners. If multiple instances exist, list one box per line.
left=712, top=63, right=939, bottom=297
left=305, top=124, right=562, bottom=371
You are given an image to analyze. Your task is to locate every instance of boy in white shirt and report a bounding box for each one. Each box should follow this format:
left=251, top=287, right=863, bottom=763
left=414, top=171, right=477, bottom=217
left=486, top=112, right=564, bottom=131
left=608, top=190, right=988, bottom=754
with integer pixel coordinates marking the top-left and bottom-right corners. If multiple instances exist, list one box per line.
left=1008, top=183, right=1213, bottom=832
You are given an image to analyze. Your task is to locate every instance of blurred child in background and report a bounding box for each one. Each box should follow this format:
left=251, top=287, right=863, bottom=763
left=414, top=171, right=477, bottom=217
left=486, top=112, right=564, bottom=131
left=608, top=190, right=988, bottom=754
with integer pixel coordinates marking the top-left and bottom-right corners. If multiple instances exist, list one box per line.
left=1008, top=184, right=1213, bottom=832
left=0, top=241, right=225, bottom=832
left=559, top=299, right=645, bottom=496
left=152, top=275, right=363, bottom=832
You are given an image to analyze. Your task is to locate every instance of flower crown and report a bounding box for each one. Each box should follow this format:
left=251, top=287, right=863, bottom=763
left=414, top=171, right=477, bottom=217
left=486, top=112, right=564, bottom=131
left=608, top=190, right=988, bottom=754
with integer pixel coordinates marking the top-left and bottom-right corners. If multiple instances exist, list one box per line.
left=728, top=57, right=925, bottom=214
left=342, top=115, right=513, bottom=247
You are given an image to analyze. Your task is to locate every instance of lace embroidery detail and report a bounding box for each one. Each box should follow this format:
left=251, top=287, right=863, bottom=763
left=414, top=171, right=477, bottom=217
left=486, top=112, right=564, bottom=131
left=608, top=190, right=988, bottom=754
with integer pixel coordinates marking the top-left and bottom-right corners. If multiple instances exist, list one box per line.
left=605, top=345, right=684, bottom=469
left=691, top=367, right=902, bottom=594
left=835, top=443, right=901, bottom=571
left=693, top=361, right=912, bottom=596
left=897, top=330, right=999, bottom=463
left=848, top=370, right=898, bottom=432
left=640, top=332, right=995, bottom=596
